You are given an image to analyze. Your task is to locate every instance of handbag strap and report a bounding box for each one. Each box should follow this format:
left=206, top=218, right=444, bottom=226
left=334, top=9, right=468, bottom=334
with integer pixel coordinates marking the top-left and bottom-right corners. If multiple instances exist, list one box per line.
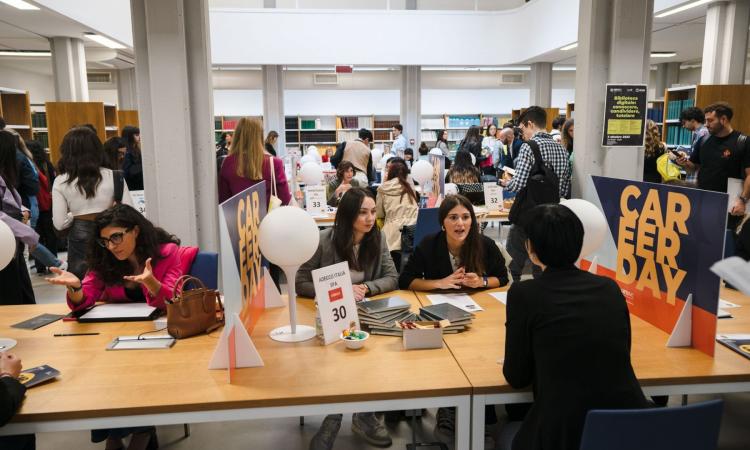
left=268, top=156, right=278, bottom=197
left=171, top=274, right=207, bottom=299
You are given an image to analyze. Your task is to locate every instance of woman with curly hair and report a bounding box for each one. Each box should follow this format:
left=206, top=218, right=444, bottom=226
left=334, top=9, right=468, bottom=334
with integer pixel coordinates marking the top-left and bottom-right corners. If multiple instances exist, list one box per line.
left=643, top=119, right=666, bottom=184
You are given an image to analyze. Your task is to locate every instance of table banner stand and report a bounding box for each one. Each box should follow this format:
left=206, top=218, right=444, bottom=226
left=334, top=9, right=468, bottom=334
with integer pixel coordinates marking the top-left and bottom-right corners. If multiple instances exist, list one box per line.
left=667, top=294, right=693, bottom=348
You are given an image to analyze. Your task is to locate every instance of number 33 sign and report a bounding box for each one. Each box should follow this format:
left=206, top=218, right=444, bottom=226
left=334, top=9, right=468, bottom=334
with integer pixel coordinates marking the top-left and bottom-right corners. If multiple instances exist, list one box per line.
left=311, top=261, right=361, bottom=345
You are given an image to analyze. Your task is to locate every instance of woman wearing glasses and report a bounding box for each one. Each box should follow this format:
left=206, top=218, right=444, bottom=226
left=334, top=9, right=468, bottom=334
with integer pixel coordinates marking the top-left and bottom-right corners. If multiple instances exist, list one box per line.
left=45, top=204, right=197, bottom=314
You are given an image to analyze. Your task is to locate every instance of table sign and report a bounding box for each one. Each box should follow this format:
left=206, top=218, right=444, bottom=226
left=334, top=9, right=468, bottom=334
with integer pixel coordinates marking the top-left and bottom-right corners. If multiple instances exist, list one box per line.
left=483, top=182, right=503, bottom=211
left=305, top=185, right=326, bottom=216
left=312, top=261, right=361, bottom=345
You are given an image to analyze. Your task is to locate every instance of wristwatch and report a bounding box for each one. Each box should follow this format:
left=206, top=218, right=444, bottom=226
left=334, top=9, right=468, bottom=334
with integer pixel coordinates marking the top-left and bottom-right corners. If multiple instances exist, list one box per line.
left=67, top=284, right=82, bottom=293
left=482, top=275, right=488, bottom=288
left=740, top=195, right=748, bottom=204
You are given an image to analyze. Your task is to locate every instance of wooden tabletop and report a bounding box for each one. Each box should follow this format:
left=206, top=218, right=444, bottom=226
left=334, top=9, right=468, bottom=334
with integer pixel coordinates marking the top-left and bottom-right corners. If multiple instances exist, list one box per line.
left=3, top=290, right=470, bottom=423
left=415, top=287, right=750, bottom=395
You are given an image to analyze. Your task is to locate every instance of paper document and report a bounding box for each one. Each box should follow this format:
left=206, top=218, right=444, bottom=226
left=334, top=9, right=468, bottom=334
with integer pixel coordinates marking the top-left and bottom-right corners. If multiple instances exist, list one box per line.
left=79, top=303, right=157, bottom=320
left=719, top=299, right=741, bottom=309
left=727, top=178, right=743, bottom=213
left=711, top=257, right=750, bottom=296
left=500, top=166, right=516, bottom=176
left=426, top=293, right=483, bottom=313
left=489, top=291, right=508, bottom=305
left=718, top=308, right=733, bottom=319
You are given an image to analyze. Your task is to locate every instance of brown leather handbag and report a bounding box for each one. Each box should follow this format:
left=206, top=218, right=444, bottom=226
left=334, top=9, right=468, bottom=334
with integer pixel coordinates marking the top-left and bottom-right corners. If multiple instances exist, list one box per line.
left=166, top=275, right=224, bottom=339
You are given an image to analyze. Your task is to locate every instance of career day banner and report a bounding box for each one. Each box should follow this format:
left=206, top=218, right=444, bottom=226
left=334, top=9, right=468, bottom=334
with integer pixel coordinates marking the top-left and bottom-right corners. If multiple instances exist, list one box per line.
left=602, top=84, right=647, bottom=147
left=220, top=183, right=268, bottom=333
left=586, top=176, right=728, bottom=356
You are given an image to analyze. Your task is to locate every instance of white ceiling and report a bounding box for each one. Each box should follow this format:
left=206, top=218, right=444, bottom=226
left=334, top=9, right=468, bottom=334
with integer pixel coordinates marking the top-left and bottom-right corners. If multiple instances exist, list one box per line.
left=210, top=0, right=528, bottom=10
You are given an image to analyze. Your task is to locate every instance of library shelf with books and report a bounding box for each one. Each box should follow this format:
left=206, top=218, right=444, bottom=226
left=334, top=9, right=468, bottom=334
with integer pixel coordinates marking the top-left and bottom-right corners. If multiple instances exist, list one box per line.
left=46, top=102, right=112, bottom=162
left=0, top=87, right=33, bottom=141
left=419, top=114, right=509, bottom=148
left=213, top=115, right=262, bottom=144
left=104, top=104, right=119, bottom=139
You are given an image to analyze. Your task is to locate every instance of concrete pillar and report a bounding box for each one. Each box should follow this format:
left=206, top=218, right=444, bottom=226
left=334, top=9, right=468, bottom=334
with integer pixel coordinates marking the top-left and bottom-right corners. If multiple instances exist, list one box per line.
left=262, top=65, right=285, bottom=155
left=130, top=0, right=218, bottom=251
left=49, top=37, right=89, bottom=101
left=263, top=0, right=276, bottom=7
left=654, top=62, right=680, bottom=98
left=573, top=0, right=653, bottom=197
left=117, top=68, right=138, bottom=110
left=400, top=66, right=421, bottom=149
left=701, top=0, right=750, bottom=84
left=529, top=62, right=553, bottom=108
left=405, top=0, right=417, bottom=9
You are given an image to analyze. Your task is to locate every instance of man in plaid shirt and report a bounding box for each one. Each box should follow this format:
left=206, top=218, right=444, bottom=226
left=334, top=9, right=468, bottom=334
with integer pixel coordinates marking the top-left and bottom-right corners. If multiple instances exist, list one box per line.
left=501, top=106, right=572, bottom=282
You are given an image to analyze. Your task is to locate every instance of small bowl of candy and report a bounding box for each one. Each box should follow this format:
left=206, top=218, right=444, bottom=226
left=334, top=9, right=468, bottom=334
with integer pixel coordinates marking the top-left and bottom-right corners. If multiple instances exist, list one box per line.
left=340, top=329, right=369, bottom=350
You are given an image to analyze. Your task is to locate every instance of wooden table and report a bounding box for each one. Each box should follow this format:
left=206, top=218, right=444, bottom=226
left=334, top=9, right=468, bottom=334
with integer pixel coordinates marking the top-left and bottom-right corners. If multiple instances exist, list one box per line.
left=415, top=288, right=750, bottom=450
left=0, top=291, right=473, bottom=449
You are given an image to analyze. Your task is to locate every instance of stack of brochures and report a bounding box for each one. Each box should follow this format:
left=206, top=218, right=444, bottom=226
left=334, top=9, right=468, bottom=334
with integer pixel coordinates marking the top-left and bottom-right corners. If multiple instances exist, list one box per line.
left=358, top=297, right=416, bottom=337
left=419, top=303, right=475, bottom=333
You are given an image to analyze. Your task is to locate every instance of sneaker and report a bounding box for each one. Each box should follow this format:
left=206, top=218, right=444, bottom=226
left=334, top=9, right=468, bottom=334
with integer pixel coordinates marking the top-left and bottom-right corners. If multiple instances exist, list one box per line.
left=351, top=412, right=392, bottom=447
left=433, top=407, right=456, bottom=443
left=309, top=414, right=342, bottom=450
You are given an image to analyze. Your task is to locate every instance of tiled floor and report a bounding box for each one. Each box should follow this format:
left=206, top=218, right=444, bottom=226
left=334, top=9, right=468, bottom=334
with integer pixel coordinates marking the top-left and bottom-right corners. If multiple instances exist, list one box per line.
left=21, top=230, right=750, bottom=449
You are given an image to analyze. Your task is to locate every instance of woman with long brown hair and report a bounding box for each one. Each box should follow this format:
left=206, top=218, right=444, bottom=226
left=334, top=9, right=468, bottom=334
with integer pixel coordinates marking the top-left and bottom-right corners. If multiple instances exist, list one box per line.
left=326, top=160, right=360, bottom=206
left=376, top=157, right=418, bottom=269
left=218, top=118, right=291, bottom=205
left=264, top=130, right=279, bottom=156
left=643, top=119, right=666, bottom=184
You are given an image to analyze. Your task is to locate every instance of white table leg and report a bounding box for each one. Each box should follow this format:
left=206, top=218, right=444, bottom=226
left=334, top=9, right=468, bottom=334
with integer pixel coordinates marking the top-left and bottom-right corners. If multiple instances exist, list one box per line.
left=471, top=394, right=486, bottom=450
left=455, top=395, right=472, bottom=450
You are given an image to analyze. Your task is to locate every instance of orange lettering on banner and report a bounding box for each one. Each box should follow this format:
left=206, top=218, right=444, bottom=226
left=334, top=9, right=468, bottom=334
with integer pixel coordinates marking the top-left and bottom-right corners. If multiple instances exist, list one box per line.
left=617, top=219, right=638, bottom=284
left=236, top=191, right=265, bottom=332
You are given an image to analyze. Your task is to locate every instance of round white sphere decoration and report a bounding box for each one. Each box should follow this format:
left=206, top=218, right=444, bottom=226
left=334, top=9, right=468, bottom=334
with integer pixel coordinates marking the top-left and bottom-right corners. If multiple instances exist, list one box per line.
left=411, top=160, right=433, bottom=186
left=429, top=148, right=444, bottom=156
left=259, top=206, right=321, bottom=342
left=560, top=199, right=608, bottom=258
left=306, top=146, right=321, bottom=162
left=444, top=183, right=458, bottom=196
left=371, top=148, right=383, bottom=167
left=300, top=161, right=323, bottom=186
left=299, top=154, right=316, bottom=166
left=0, top=220, right=15, bottom=270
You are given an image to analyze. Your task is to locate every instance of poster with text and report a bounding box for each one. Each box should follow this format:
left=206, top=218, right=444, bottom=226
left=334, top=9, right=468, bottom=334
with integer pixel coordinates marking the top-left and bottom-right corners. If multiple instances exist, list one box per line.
left=585, top=176, right=728, bottom=356
left=220, top=183, right=268, bottom=333
left=602, top=84, right=647, bottom=147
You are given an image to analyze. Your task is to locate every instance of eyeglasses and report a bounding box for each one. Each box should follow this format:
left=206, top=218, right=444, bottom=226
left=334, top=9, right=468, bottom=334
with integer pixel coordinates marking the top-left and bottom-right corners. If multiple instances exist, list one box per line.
left=96, top=228, right=132, bottom=248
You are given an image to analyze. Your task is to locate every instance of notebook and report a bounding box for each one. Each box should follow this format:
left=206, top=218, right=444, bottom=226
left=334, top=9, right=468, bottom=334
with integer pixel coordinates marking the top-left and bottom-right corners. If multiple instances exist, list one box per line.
left=78, top=303, right=160, bottom=323
left=357, top=297, right=411, bottom=315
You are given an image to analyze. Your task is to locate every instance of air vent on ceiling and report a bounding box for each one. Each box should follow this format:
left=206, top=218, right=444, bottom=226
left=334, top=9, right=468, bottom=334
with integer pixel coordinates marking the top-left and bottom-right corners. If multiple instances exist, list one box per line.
left=500, top=73, right=524, bottom=84
left=313, top=73, right=339, bottom=85
left=87, top=72, right=112, bottom=83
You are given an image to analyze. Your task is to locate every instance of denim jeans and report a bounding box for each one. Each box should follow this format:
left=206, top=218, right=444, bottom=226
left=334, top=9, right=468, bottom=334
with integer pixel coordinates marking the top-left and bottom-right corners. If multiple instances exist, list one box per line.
left=30, top=244, right=61, bottom=269
left=28, top=196, right=39, bottom=228
left=506, top=225, right=542, bottom=282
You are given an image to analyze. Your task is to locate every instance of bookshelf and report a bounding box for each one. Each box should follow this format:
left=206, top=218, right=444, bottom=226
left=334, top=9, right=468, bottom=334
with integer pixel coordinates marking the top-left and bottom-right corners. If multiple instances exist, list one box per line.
left=213, top=115, right=262, bottom=144
left=566, top=102, right=574, bottom=119
left=0, top=87, right=33, bottom=141
left=104, top=104, right=119, bottom=139
left=661, top=84, right=750, bottom=147
left=419, top=114, right=510, bottom=148
left=45, top=102, right=108, bottom=162
left=284, top=115, right=399, bottom=157
left=117, top=110, right=139, bottom=134
left=31, top=105, right=48, bottom=149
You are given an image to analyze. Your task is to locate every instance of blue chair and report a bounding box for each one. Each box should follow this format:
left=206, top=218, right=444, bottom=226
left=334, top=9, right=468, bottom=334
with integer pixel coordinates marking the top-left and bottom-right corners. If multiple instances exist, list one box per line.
left=413, top=207, right=441, bottom=248
left=188, top=251, right=218, bottom=290
left=579, top=399, right=723, bottom=450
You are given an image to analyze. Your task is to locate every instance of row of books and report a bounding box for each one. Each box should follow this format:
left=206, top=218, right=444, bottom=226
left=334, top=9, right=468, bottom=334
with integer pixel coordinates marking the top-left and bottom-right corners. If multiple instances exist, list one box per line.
left=448, top=115, right=481, bottom=128
left=646, top=105, right=664, bottom=123
left=666, top=98, right=694, bottom=120
left=336, top=116, right=374, bottom=130
left=374, top=119, right=400, bottom=129
left=31, top=112, right=47, bottom=128
left=32, top=130, right=48, bottom=148
left=297, top=130, right=337, bottom=143
left=357, top=297, right=474, bottom=337
left=665, top=125, right=694, bottom=146
left=421, top=117, right=446, bottom=129
left=338, top=130, right=359, bottom=142
left=374, top=130, right=394, bottom=141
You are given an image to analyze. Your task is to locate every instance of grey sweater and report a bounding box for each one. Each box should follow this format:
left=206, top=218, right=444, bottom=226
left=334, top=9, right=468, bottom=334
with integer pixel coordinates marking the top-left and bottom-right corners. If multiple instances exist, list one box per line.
left=296, top=228, right=399, bottom=298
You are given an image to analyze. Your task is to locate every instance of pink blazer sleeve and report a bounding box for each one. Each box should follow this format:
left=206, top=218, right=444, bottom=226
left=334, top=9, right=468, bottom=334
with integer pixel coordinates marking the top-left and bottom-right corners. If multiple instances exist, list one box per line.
left=147, top=243, right=185, bottom=309
left=272, top=157, right=292, bottom=205
left=67, top=271, right=106, bottom=312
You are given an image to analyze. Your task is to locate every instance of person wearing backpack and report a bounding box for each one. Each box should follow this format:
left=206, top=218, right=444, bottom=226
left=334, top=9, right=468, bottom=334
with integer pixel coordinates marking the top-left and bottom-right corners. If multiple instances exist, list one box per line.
left=501, top=106, right=571, bottom=282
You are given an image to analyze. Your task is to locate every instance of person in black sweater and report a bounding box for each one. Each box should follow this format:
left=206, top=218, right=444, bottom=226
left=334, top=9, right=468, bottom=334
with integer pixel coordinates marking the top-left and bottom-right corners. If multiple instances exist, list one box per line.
left=501, top=204, right=649, bottom=450
left=399, top=194, right=509, bottom=290
left=0, top=353, right=35, bottom=450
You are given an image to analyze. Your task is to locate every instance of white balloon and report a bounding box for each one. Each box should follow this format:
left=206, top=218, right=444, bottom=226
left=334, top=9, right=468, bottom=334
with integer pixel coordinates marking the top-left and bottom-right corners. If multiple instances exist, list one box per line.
left=300, top=161, right=323, bottom=185
left=306, top=146, right=322, bottom=163
left=444, top=183, right=458, bottom=196
left=371, top=148, right=383, bottom=167
left=429, top=148, right=444, bottom=156
left=560, top=199, right=608, bottom=258
left=300, top=154, right=316, bottom=166
left=259, top=206, right=320, bottom=267
left=0, top=220, right=15, bottom=270
left=411, top=160, right=433, bottom=185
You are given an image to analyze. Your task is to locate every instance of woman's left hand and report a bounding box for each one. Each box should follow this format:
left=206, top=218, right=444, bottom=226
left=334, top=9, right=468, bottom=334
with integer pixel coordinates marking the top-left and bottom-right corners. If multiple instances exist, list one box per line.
left=461, top=272, right=484, bottom=289
left=123, top=258, right=155, bottom=284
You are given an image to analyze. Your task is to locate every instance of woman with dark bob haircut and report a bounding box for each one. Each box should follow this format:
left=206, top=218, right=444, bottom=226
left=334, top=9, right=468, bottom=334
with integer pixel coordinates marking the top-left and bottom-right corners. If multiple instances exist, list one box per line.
left=501, top=204, right=649, bottom=450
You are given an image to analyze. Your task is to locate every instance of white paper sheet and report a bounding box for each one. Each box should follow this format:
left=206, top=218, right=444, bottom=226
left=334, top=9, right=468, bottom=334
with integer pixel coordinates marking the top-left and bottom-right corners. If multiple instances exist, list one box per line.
left=489, top=291, right=508, bottom=305
left=711, top=257, right=750, bottom=296
left=79, top=303, right=157, bottom=320
left=727, top=178, right=743, bottom=213
left=719, top=299, right=741, bottom=309
left=426, top=293, right=483, bottom=313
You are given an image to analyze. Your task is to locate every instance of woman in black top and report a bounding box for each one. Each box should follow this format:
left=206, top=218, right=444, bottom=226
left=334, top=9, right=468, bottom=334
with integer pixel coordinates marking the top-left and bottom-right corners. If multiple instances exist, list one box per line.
left=643, top=120, right=666, bottom=184
left=502, top=204, right=649, bottom=450
left=0, top=353, right=35, bottom=450
left=399, top=194, right=509, bottom=290
left=264, top=130, right=279, bottom=156
left=458, top=125, right=483, bottom=168
left=121, top=125, right=143, bottom=190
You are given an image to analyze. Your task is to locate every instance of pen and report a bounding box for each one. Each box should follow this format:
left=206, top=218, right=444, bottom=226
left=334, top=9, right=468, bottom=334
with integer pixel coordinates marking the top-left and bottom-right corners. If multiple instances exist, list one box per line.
left=53, top=333, right=100, bottom=337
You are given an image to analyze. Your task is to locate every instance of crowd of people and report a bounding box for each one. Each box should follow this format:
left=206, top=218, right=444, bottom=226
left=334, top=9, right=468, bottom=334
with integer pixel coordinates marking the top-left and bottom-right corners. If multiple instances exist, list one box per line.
left=2, top=98, right=749, bottom=450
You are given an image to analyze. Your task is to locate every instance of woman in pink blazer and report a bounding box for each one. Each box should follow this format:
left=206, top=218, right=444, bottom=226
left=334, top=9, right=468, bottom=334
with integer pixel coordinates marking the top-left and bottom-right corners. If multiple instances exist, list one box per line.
left=46, top=203, right=198, bottom=311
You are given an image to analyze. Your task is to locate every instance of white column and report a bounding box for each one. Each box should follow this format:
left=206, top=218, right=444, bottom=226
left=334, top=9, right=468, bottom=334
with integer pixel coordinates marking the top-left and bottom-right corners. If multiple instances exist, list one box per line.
left=130, top=0, right=218, bottom=251
left=654, top=62, right=680, bottom=97
left=529, top=62, right=552, bottom=108
left=117, top=68, right=138, bottom=110
left=400, top=65, right=421, bottom=148
left=49, top=37, right=89, bottom=101
left=262, top=65, right=285, bottom=154
left=701, top=0, right=750, bottom=84
left=573, top=0, right=653, bottom=197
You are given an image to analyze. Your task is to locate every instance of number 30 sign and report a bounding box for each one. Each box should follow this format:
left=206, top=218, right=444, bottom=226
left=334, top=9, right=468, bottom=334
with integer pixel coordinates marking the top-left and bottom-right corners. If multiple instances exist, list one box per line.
left=311, top=261, right=361, bottom=345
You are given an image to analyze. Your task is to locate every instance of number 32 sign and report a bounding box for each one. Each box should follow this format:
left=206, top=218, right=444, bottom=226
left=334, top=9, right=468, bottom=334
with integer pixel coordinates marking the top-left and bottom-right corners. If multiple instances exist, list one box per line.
left=311, top=261, right=361, bottom=345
